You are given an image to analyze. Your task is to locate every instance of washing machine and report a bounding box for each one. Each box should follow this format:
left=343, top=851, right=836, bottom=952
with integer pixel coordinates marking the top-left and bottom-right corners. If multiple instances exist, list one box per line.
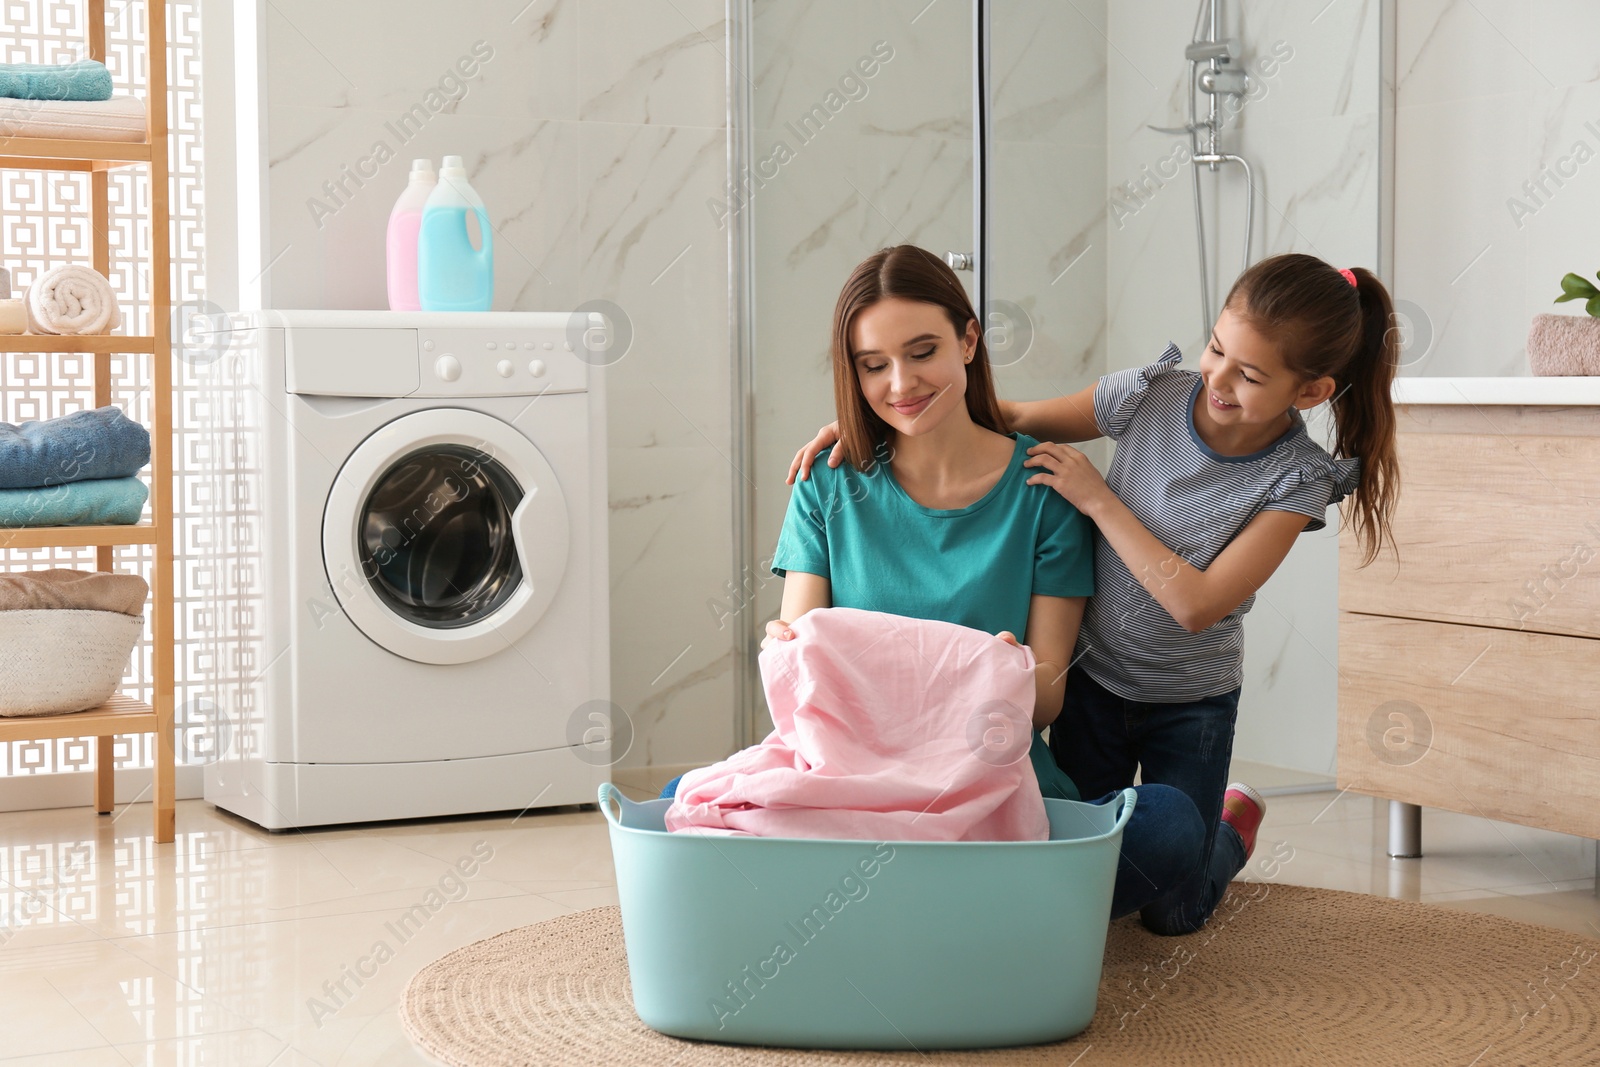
left=199, top=310, right=610, bottom=829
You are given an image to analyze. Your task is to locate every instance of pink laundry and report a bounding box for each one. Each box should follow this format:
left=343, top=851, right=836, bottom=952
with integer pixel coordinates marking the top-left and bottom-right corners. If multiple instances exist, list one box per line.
left=665, top=606, right=1048, bottom=842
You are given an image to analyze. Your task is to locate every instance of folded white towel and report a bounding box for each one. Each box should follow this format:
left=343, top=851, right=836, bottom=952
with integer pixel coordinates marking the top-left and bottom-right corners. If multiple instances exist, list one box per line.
left=25, top=265, right=121, bottom=335
left=0, top=94, right=147, bottom=143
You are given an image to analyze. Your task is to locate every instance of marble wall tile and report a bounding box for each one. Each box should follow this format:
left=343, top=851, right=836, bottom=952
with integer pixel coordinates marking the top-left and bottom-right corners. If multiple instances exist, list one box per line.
left=576, top=118, right=735, bottom=765
left=577, top=0, right=727, bottom=127
left=263, top=0, right=580, bottom=119
left=1237, top=523, right=1343, bottom=778
left=989, top=138, right=1108, bottom=392
left=853, top=0, right=972, bottom=141
left=250, top=0, right=738, bottom=775
left=1394, top=0, right=1537, bottom=108
left=262, top=107, right=582, bottom=312
left=1231, top=0, right=1379, bottom=123
left=751, top=0, right=876, bottom=133
left=578, top=122, right=729, bottom=393
left=991, top=0, right=1107, bottom=147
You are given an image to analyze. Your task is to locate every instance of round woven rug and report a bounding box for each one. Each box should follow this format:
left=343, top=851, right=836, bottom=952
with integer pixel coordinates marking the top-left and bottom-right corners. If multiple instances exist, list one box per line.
left=400, top=884, right=1597, bottom=1066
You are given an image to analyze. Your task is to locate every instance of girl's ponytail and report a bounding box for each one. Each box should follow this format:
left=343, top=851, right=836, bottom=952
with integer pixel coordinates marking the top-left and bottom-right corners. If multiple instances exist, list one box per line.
left=1222, top=254, right=1400, bottom=567
left=1340, top=268, right=1400, bottom=567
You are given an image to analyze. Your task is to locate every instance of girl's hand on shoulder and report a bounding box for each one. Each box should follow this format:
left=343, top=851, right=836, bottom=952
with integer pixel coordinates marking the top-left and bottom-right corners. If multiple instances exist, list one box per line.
left=787, top=422, right=843, bottom=485
left=1024, top=441, right=1112, bottom=513
left=760, top=618, right=796, bottom=651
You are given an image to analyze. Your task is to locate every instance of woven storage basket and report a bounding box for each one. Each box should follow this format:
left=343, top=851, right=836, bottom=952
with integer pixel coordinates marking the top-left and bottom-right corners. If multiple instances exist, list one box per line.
left=0, top=609, right=143, bottom=716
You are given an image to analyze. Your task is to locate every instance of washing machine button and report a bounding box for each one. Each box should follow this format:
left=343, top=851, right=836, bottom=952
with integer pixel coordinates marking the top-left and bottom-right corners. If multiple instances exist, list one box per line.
left=496, top=359, right=515, bottom=378
left=486, top=341, right=498, bottom=351
left=528, top=359, right=546, bottom=378
left=434, top=354, right=462, bottom=382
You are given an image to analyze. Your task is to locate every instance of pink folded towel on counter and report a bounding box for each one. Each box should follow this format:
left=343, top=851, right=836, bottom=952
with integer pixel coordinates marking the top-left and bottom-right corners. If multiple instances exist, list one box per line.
left=0, top=568, right=148, bottom=616
left=666, top=606, right=1047, bottom=842
left=1527, top=313, right=1600, bottom=375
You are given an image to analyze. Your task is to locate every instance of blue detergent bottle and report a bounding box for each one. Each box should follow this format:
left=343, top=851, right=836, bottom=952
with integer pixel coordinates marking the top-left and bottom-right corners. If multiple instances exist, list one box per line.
left=418, top=155, right=494, bottom=311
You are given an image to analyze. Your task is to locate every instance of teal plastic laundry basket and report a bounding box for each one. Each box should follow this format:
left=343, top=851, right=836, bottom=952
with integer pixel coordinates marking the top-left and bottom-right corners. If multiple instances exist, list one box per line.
left=600, top=782, right=1135, bottom=1050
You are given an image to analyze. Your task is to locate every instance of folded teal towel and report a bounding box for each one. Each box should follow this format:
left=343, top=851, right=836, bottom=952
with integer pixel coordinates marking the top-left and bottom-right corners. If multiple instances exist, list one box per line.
left=0, top=477, right=147, bottom=527
left=0, top=61, right=113, bottom=102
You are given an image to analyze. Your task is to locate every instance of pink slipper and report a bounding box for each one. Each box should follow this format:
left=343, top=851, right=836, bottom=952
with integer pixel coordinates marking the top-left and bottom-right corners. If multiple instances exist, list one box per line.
left=1221, top=782, right=1266, bottom=862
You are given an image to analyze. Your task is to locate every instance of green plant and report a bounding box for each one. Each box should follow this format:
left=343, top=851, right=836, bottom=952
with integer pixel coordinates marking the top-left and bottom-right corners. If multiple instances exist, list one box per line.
left=1554, top=272, right=1600, bottom=317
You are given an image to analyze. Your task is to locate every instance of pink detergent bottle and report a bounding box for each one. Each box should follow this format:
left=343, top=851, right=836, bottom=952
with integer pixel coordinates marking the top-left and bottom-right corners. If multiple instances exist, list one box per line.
left=386, top=158, right=436, bottom=311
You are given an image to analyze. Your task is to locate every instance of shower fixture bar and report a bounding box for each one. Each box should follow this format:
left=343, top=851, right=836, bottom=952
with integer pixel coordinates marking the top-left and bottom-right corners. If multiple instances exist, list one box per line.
left=1146, top=0, right=1258, bottom=336
left=1184, top=37, right=1240, bottom=63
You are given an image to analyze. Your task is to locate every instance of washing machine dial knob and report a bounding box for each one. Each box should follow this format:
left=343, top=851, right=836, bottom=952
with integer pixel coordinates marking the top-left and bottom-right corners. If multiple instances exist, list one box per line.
left=528, top=359, right=546, bottom=378
left=434, top=354, right=462, bottom=382
left=496, top=359, right=515, bottom=378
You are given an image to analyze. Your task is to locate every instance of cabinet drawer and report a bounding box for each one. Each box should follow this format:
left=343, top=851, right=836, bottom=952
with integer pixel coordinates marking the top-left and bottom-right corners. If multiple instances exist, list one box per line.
left=1339, top=424, right=1600, bottom=639
left=1336, top=612, right=1600, bottom=839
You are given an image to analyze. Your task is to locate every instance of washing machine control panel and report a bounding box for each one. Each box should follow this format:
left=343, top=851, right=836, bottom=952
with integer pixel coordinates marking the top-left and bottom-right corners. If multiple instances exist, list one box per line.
left=414, top=325, right=589, bottom=398
left=279, top=314, right=602, bottom=398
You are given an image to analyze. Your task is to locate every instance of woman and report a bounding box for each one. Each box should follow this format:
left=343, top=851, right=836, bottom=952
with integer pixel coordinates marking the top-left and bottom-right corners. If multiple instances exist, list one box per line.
left=669, top=245, right=1204, bottom=926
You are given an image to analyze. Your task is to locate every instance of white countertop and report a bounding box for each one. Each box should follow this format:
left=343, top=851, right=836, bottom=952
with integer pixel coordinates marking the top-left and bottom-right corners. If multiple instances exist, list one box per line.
left=1394, top=377, right=1600, bottom=405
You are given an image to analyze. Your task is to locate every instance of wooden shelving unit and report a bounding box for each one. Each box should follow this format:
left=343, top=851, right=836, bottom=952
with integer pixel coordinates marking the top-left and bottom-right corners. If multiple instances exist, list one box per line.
left=0, top=0, right=174, bottom=842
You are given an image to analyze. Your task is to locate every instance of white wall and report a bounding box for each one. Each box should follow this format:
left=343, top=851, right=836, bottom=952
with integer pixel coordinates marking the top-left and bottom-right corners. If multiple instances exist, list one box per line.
left=227, top=0, right=739, bottom=773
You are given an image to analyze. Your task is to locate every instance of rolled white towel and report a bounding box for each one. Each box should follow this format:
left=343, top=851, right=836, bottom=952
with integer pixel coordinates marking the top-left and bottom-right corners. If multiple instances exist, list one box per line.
left=25, top=264, right=121, bottom=335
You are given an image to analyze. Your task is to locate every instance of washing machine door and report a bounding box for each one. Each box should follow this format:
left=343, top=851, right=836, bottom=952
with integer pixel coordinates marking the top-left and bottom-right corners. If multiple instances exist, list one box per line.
left=322, top=409, right=570, bottom=665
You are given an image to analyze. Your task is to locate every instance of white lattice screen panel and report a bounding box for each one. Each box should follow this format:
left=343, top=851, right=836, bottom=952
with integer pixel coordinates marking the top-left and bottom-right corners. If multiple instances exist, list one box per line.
left=0, top=0, right=206, bottom=778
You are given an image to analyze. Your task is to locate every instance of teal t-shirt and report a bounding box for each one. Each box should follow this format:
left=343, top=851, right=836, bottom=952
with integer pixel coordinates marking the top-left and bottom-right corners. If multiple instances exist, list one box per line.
left=772, top=432, right=1095, bottom=801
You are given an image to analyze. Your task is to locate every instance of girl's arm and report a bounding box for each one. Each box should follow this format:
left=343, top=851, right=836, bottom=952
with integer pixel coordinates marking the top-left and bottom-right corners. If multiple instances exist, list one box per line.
left=1025, top=443, right=1311, bottom=633
left=1004, top=593, right=1085, bottom=729
left=762, top=571, right=832, bottom=648
left=1004, top=381, right=1102, bottom=444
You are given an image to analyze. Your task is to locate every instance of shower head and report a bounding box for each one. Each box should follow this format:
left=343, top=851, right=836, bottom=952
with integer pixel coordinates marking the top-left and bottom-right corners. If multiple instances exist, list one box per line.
left=1184, top=38, right=1240, bottom=63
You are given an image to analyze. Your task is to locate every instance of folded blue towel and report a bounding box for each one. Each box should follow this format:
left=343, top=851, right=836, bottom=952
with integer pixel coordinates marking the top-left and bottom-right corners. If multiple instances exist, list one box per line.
left=0, top=406, right=150, bottom=490
left=0, top=61, right=114, bottom=102
left=0, top=477, right=148, bottom=527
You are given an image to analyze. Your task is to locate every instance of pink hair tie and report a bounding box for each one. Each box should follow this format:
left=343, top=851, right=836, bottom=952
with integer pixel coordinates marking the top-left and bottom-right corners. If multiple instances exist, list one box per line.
left=1339, top=268, right=1358, bottom=287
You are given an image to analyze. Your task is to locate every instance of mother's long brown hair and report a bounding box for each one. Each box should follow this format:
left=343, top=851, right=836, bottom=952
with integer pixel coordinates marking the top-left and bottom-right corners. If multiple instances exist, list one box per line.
left=830, top=245, right=1008, bottom=470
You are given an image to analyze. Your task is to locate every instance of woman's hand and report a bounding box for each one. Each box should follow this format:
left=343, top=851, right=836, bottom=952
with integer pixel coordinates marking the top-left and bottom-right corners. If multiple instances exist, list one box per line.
left=760, top=618, right=796, bottom=651
left=1023, top=441, right=1114, bottom=514
left=996, top=630, right=1021, bottom=648
left=786, top=422, right=843, bottom=484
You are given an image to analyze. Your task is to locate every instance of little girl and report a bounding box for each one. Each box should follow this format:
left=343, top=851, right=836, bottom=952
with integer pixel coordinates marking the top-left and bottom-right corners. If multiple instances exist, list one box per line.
left=790, top=253, right=1399, bottom=934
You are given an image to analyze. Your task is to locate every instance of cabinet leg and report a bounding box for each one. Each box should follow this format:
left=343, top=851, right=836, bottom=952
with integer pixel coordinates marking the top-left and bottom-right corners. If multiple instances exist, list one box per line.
left=1388, top=800, right=1422, bottom=858
left=94, top=735, right=114, bottom=814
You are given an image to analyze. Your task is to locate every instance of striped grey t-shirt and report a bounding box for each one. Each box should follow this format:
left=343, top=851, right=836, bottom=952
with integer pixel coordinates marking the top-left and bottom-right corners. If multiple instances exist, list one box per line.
left=1074, top=343, right=1360, bottom=702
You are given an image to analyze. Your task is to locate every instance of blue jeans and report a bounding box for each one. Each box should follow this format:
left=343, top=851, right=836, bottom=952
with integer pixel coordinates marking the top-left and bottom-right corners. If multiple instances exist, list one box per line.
left=656, top=772, right=1203, bottom=924
left=1049, top=664, right=1245, bottom=935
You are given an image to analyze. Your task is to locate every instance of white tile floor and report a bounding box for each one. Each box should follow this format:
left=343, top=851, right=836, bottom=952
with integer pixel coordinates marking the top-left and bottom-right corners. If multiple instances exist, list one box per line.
left=0, top=771, right=1595, bottom=1065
